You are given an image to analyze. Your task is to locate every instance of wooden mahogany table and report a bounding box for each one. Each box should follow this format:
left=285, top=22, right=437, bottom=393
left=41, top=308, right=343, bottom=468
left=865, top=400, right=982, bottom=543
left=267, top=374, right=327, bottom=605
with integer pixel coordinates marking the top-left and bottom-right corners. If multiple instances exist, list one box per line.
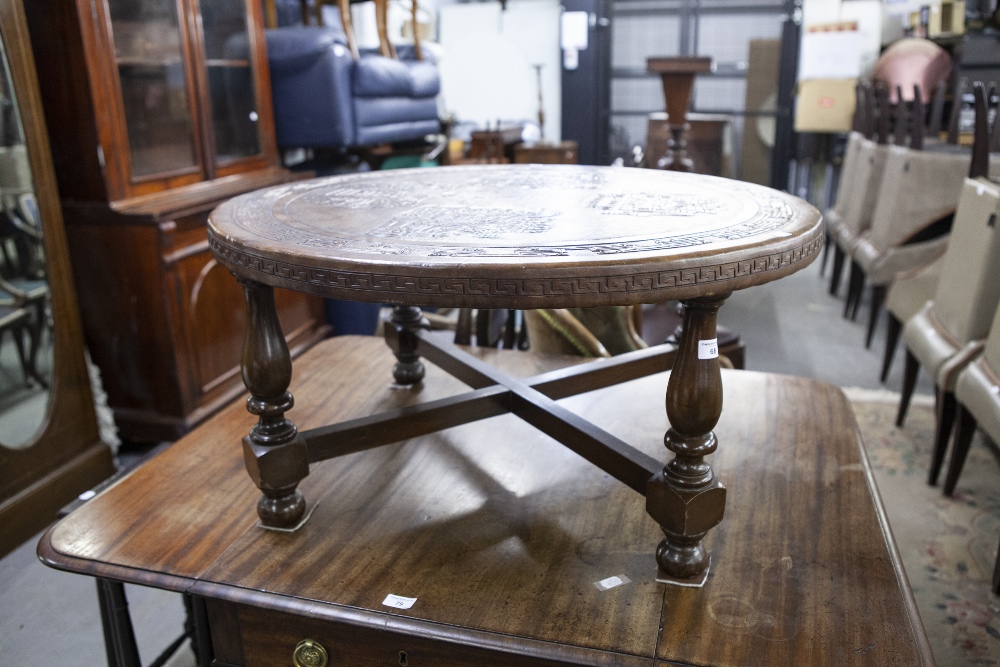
left=39, top=337, right=933, bottom=666
left=206, top=164, right=822, bottom=584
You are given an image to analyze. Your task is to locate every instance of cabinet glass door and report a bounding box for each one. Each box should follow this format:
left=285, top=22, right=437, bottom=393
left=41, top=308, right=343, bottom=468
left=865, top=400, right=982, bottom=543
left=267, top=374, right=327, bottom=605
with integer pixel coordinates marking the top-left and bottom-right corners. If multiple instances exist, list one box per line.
left=108, top=0, right=199, bottom=178
left=200, top=0, right=262, bottom=164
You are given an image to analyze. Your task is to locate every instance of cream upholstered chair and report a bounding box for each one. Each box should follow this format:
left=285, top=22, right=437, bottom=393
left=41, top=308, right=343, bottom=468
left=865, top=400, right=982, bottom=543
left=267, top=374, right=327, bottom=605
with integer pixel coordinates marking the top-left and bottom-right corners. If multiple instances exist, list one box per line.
left=942, top=305, right=1000, bottom=595
left=944, top=303, right=1000, bottom=497
left=826, top=82, right=873, bottom=289
left=828, top=83, right=891, bottom=298
left=880, top=251, right=945, bottom=382
left=840, top=79, right=967, bottom=331
left=846, top=141, right=970, bottom=339
left=845, top=82, right=987, bottom=344
left=876, top=85, right=949, bottom=377
left=897, top=83, right=1000, bottom=487
left=830, top=45, right=950, bottom=299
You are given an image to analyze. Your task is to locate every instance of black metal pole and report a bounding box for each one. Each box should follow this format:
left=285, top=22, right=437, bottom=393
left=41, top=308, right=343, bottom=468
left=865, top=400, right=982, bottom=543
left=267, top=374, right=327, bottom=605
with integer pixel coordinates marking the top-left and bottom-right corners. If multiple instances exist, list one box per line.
left=770, top=0, right=802, bottom=191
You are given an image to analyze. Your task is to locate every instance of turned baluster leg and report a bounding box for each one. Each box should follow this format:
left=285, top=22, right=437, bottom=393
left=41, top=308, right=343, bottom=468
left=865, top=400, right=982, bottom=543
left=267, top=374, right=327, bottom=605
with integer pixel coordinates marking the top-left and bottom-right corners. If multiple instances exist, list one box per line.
left=647, top=293, right=729, bottom=583
left=240, top=279, right=309, bottom=528
left=388, top=305, right=427, bottom=385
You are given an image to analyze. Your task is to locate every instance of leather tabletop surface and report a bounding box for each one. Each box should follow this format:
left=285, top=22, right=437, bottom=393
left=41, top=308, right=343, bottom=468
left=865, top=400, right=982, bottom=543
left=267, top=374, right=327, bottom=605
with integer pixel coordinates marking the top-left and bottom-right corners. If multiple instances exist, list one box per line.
left=208, top=165, right=823, bottom=308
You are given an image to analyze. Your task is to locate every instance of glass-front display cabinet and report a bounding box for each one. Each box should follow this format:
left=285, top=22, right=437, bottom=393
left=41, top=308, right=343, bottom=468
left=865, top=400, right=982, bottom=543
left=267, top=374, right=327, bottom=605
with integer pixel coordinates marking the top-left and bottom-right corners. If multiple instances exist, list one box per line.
left=63, top=0, right=276, bottom=199
left=24, top=0, right=328, bottom=443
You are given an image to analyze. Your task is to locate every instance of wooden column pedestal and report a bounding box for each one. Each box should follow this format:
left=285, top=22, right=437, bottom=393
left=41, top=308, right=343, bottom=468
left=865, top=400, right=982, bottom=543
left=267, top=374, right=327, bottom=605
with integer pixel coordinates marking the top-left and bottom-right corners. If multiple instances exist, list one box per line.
left=647, top=57, right=713, bottom=172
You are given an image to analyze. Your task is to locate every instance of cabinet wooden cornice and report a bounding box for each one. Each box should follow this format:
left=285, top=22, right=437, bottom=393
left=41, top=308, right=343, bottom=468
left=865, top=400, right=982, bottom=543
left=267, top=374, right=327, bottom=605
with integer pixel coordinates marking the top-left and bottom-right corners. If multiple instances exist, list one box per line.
left=25, top=0, right=329, bottom=443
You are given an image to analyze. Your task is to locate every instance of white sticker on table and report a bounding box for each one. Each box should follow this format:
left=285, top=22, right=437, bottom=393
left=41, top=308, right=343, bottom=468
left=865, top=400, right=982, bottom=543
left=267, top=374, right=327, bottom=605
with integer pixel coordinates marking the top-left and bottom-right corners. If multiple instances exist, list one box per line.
left=382, top=594, right=417, bottom=610
left=698, top=338, right=719, bottom=360
left=594, top=574, right=631, bottom=591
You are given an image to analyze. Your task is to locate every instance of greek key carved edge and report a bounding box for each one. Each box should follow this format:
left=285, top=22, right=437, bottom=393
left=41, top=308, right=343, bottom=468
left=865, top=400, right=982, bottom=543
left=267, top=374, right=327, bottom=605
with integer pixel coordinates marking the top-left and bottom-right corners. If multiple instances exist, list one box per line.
left=209, top=235, right=823, bottom=299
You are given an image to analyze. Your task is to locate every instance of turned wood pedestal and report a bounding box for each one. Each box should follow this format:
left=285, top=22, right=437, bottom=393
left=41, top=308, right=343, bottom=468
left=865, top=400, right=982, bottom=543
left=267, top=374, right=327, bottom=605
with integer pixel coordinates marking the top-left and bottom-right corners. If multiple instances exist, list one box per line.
left=647, top=57, right=713, bottom=172
left=207, top=164, right=822, bottom=584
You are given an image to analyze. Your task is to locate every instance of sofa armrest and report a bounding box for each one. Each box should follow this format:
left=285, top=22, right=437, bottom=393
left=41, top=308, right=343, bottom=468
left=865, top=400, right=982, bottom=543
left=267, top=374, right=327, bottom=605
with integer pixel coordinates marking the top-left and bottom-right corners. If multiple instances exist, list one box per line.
left=265, top=27, right=357, bottom=148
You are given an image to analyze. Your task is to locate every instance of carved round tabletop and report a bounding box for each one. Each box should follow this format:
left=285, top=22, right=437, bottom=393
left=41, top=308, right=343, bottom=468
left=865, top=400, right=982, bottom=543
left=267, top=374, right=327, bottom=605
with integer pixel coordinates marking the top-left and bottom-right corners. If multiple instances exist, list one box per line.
left=209, top=165, right=823, bottom=309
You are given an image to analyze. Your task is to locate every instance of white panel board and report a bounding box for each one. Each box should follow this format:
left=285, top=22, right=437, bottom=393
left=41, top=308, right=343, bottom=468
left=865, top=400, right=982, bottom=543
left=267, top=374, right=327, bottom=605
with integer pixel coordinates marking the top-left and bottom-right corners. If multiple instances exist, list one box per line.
left=439, top=1, right=562, bottom=141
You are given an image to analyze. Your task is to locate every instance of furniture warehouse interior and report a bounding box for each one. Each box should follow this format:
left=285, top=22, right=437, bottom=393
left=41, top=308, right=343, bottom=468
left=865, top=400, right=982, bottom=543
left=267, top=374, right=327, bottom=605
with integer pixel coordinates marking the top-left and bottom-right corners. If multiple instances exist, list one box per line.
left=4, top=0, right=1000, bottom=665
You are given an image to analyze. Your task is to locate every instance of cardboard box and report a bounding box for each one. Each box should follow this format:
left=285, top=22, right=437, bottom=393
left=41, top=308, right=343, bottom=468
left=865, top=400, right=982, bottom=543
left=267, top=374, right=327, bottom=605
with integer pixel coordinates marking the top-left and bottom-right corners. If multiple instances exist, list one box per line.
left=910, top=0, right=965, bottom=38
left=799, top=22, right=862, bottom=80
left=794, top=79, right=857, bottom=133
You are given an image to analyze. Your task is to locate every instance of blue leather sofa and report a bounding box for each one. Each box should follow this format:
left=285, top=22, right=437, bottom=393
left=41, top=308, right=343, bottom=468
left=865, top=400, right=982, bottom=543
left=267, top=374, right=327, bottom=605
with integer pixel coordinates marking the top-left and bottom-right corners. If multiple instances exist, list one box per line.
left=265, top=22, right=441, bottom=149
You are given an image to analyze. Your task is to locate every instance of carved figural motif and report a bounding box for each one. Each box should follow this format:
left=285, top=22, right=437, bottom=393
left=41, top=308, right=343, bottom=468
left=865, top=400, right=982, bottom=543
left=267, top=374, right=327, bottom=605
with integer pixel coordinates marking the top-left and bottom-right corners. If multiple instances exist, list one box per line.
left=220, top=166, right=800, bottom=261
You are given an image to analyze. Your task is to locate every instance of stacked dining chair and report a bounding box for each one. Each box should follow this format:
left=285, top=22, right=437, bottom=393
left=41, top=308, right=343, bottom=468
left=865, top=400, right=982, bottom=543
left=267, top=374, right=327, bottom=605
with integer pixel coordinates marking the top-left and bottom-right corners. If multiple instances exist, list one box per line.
left=896, top=83, right=1000, bottom=490
left=943, top=302, right=1000, bottom=493
left=826, top=81, right=877, bottom=295
left=876, top=82, right=955, bottom=381
left=845, top=83, right=980, bottom=348
left=880, top=250, right=945, bottom=382
left=938, top=303, right=1000, bottom=595
left=828, top=84, right=889, bottom=295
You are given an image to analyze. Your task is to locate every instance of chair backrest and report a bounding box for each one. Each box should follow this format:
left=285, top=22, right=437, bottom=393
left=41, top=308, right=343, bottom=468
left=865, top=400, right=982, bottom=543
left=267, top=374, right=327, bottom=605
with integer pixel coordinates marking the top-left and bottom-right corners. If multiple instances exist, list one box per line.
left=947, top=77, right=967, bottom=145
left=931, top=176, right=1000, bottom=344
left=910, top=84, right=926, bottom=150
left=828, top=81, right=895, bottom=237
left=827, top=80, right=871, bottom=217
left=837, top=139, right=890, bottom=236
left=866, top=145, right=971, bottom=251
left=314, top=0, right=424, bottom=61
left=875, top=82, right=892, bottom=146
left=893, top=86, right=909, bottom=147
left=827, top=131, right=866, bottom=218
left=887, top=83, right=929, bottom=150
left=983, top=303, right=1000, bottom=379
left=970, top=81, right=997, bottom=180
left=868, top=81, right=1000, bottom=251
left=927, top=80, right=946, bottom=139
left=932, top=83, right=1000, bottom=344
left=850, top=80, right=868, bottom=135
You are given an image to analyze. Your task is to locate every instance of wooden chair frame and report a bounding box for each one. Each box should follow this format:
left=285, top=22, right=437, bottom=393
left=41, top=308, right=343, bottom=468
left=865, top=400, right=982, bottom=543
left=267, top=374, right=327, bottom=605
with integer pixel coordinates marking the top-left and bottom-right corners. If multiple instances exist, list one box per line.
left=261, top=0, right=425, bottom=61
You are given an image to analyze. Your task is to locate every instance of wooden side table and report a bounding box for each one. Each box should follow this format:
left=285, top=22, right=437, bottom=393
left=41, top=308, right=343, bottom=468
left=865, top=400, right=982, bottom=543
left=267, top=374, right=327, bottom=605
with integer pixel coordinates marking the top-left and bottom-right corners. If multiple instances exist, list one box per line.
left=514, top=141, right=579, bottom=165
left=205, top=164, right=822, bottom=584
left=39, top=337, right=934, bottom=666
left=647, top=57, right=713, bottom=172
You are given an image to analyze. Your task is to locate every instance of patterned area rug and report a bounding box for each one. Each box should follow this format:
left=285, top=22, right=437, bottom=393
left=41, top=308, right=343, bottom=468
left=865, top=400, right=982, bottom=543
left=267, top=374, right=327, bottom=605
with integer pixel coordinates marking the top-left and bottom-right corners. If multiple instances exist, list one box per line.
left=846, top=389, right=1000, bottom=666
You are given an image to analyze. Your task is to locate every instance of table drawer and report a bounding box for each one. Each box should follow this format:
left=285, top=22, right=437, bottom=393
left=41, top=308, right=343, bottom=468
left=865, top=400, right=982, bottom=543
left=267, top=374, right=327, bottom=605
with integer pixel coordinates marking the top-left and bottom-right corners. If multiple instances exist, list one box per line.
left=217, top=602, right=644, bottom=667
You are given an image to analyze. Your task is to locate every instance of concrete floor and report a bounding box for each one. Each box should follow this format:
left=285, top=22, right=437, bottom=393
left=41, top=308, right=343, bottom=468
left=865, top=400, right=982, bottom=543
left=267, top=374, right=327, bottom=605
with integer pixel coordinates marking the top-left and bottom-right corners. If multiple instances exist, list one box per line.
left=0, top=255, right=936, bottom=667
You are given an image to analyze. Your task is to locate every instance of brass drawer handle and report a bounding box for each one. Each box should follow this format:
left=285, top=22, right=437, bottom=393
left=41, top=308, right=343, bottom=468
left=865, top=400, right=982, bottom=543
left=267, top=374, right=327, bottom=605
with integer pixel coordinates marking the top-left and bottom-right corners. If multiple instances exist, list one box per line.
left=293, top=638, right=328, bottom=667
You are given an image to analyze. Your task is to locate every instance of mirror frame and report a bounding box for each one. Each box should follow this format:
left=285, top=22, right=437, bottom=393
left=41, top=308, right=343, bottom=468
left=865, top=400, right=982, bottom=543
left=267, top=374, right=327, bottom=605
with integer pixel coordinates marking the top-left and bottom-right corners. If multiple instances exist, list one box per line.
left=0, top=0, right=115, bottom=557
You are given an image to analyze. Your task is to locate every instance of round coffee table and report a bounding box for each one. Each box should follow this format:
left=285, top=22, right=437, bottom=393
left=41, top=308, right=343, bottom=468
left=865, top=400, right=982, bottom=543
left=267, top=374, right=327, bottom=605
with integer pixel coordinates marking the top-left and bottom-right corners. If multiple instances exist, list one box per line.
left=209, top=164, right=822, bottom=584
